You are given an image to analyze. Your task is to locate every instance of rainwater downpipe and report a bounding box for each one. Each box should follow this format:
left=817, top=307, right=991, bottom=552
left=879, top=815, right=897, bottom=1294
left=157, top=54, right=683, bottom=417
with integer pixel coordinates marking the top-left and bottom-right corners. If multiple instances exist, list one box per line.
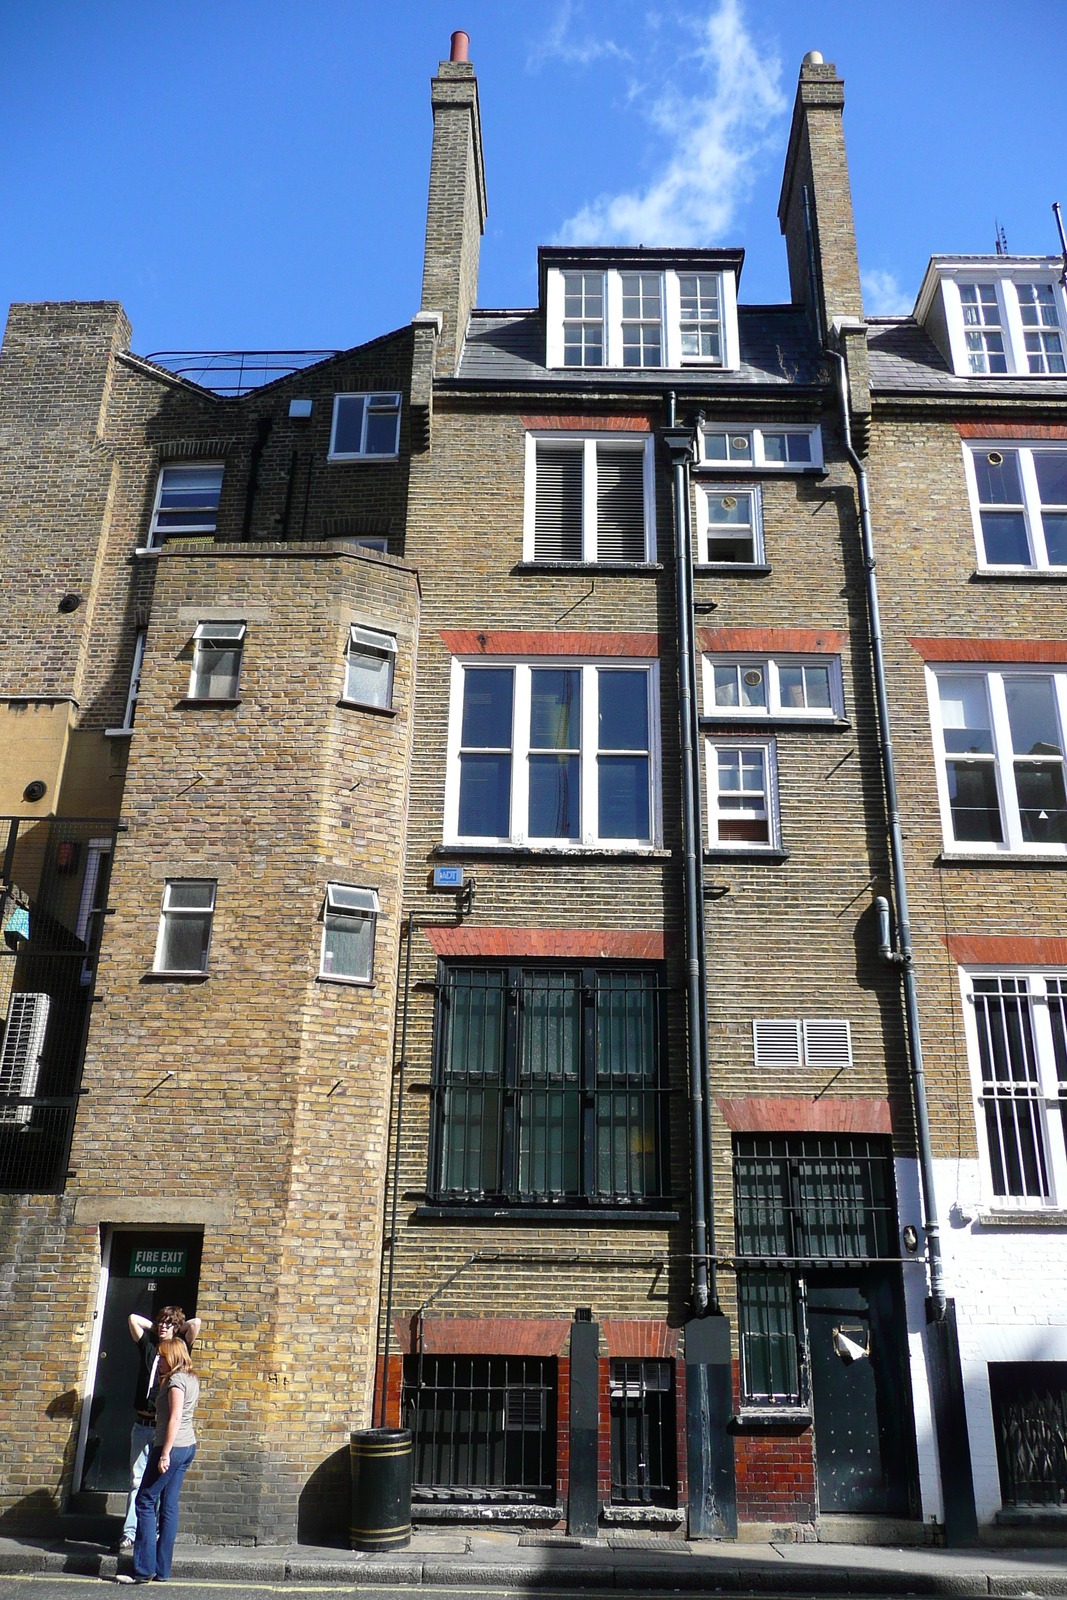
left=827, top=347, right=946, bottom=1320
left=667, top=390, right=714, bottom=1313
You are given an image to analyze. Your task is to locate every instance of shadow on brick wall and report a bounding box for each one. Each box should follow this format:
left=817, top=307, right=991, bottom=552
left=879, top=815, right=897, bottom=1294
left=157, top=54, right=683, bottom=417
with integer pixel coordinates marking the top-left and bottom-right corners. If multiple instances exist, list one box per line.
left=297, top=1445, right=350, bottom=1547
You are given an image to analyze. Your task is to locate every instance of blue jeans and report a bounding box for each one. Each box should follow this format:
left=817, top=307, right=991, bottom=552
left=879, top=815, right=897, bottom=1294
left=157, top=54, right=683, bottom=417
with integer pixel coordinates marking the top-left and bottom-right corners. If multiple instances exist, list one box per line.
left=123, top=1423, right=156, bottom=1541
left=133, top=1443, right=196, bottom=1580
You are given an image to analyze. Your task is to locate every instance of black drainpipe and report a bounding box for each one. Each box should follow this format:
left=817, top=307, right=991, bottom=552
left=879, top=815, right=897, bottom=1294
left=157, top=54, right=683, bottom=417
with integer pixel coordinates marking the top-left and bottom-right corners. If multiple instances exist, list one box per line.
left=241, top=416, right=273, bottom=541
left=663, top=394, right=714, bottom=1313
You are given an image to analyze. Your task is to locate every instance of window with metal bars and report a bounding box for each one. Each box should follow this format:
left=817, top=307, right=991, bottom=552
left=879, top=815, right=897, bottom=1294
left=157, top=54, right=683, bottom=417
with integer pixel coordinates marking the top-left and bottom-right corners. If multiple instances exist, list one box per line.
left=609, top=1359, right=677, bottom=1505
left=403, top=1355, right=557, bottom=1503
left=429, top=965, right=668, bottom=1207
left=529, top=437, right=650, bottom=563
left=963, top=972, right=1067, bottom=1205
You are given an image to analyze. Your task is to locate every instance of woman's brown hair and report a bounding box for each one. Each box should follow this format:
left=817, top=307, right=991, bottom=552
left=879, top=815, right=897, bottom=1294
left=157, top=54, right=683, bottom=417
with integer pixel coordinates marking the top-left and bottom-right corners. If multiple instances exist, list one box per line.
left=157, top=1337, right=194, bottom=1377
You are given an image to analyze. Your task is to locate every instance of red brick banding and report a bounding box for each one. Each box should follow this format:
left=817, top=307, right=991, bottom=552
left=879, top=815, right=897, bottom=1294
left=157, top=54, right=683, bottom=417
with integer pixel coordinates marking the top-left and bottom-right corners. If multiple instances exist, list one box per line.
left=417, top=1316, right=571, bottom=1356
left=424, top=928, right=669, bottom=960
left=440, top=629, right=660, bottom=657
left=944, top=934, right=1067, bottom=967
left=909, top=637, right=1067, bottom=664
left=601, top=1319, right=678, bottom=1358
left=716, top=1095, right=893, bottom=1134
left=520, top=414, right=652, bottom=433
left=957, top=422, right=1067, bottom=440
left=697, top=628, right=846, bottom=655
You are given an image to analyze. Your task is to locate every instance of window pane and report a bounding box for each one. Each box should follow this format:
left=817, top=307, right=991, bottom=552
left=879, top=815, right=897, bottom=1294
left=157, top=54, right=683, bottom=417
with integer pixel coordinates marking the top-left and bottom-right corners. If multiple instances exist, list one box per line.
left=1043, top=515, right=1067, bottom=566
left=804, top=665, right=832, bottom=709
left=440, top=971, right=507, bottom=1196
left=939, top=675, right=995, bottom=753
left=707, top=492, right=751, bottom=525
left=980, top=512, right=1031, bottom=565
left=158, top=911, right=211, bottom=972
left=762, top=434, right=788, bottom=463
left=739, top=1272, right=799, bottom=1404
left=364, top=407, right=400, bottom=455
left=1006, top=677, right=1063, bottom=756
left=1015, top=763, right=1067, bottom=844
left=598, top=756, right=650, bottom=839
left=322, top=910, right=374, bottom=981
left=973, top=449, right=1023, bottom=505
left=786, top=433, right=812, bottom=463
left=346, top=649, right=393, bottom=707
left=459, top=755, right=512, bottom=837
left=779, top=666, right=804, bottom=706
left=946, top=760, right=1003, bottom=842
left=1035, top=452, right=1067, bottom=506
left=461, top=668, right=513, bottom=748
left=714, top=665, right=739, bottom=706
left=518, top=972, right=581, bottom=1196
left=598, top=670, right=648, bottom=751
left=333, top=396, right=366, bottom=454
left=740, top=666, right=766, bottom=709
left=703, top=432, right=728, bottom=461
left=531, top=669, right=580, bottom=749
left=192, top=645, right=240, bottom=698
left=529, top=755, right=580, bottom=838
left=728, top=433, right=752, bottom=461
left=165, top=880, right=215, bottom=909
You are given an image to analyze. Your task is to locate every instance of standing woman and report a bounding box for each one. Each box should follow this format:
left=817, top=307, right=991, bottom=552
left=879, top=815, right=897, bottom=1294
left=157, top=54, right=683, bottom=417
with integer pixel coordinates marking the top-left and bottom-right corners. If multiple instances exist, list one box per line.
left=131, top=1337, right=200, bottom=1583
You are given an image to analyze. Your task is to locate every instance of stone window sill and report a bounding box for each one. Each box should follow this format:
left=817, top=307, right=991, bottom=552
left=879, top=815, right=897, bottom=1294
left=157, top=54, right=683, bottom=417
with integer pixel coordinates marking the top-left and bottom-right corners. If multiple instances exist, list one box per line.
left=176, top=697, right=241, bottom=709
left=512, top=561, right=663, bottom=575
left=433, top=844, right=672, bottom=861
left=976, top=1208, right=1067, bottom=1228
left=937, top=851, right=1067, bottom=869
left=694, top=563, right=772, bottom=578
left=700, top=716, right=851, bottom=733
left=104, top=728, right=135, bottom=739
left=141, top=971, right=209, bottom=984
left=732, top=1406, right=812, bottom=1431
left=971, top=568, right=1067, bottom=583
left=415, top=1204, right=679, bottom=1225
left=705, top=847, right=790, bottom=863
left=337, top=699, right=398, bottom=716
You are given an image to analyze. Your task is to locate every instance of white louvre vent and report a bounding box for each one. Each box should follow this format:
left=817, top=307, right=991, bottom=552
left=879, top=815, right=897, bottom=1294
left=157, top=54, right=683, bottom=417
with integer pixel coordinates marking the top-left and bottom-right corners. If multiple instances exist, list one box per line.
left=596, top=447, right=645, bottom=561
left=802, top=1019, right=853, bottom=1068
left=0, top=992, right=50, bottom=1125
left=752, top=1019, right=803, bottom=1066
left=534, top=444, right=583, bottom=561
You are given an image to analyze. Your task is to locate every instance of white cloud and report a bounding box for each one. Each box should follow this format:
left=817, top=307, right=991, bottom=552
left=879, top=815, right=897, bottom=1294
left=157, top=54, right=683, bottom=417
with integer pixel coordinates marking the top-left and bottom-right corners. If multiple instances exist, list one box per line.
left=528, top=2, right=631, bottom=70
left=553, top=0, right=785, bottom=247
left=861, top=269, right=913, bottom=317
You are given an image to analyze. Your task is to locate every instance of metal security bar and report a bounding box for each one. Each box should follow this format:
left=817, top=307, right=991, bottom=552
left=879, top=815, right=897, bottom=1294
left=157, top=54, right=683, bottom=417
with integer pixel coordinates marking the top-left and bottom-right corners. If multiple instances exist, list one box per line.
left=734, top=1135, right=896, bottom=1261
left=973, top=977, right=1050, bottom=1199
left=144, top=350, right=339, bottom=397
left=403, top=1355, right=557, bottom=1503
left=609, top=1360, right=677, bottom=1505
left=990, top=1362, right=1067, bottom=1506
left=430, top=966, right=669, bottom=1206
left=0, top=819, right=116, bottom=1192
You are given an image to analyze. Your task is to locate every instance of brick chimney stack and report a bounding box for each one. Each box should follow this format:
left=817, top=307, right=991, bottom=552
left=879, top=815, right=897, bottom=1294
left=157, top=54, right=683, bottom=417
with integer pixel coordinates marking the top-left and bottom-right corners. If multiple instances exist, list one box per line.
left=418, top=37, right=487, bottom=378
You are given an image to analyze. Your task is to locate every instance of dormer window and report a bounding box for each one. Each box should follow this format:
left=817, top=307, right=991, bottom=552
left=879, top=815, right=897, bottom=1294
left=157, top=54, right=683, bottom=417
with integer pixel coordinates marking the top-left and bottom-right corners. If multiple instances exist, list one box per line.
left=679, top=274, right=722, bottom=362
left=563, top=272, right=604, bottom=367
left=960, top=283, right=1007, bottom=374
left=621, top=274, right=662, bottom=368
left=918, top=262, right=1067, bottom=379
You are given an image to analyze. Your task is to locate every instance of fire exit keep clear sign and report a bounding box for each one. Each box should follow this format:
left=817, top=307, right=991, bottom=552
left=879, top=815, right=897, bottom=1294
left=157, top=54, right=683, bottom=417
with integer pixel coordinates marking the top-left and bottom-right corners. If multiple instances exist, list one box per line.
left=130, top=1247, right=187, bottom=1278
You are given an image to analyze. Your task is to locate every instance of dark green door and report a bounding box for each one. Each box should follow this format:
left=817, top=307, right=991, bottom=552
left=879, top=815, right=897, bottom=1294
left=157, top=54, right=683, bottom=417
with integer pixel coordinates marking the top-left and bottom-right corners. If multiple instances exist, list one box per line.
left=80, top=1230, right=202, bottom=1492
left=806, top=1268, right=916, bottom=1517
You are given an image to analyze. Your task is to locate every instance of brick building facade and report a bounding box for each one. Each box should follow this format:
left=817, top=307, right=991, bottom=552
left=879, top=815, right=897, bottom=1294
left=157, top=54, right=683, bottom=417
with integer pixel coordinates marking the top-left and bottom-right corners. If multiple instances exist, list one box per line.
left=2, top=32, right=1064, bottom=1547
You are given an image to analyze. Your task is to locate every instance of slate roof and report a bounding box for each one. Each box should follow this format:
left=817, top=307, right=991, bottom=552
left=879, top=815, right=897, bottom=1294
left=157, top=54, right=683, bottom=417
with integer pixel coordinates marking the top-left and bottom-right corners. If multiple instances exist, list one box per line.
left=868, top=317, right=1067, bottom=399
left=455, top=305, right=824, bottom=389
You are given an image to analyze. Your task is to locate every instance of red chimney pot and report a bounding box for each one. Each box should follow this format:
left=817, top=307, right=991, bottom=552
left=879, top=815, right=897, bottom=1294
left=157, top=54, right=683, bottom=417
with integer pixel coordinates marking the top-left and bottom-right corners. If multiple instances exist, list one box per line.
left=450, top=31, right=469, bottom=62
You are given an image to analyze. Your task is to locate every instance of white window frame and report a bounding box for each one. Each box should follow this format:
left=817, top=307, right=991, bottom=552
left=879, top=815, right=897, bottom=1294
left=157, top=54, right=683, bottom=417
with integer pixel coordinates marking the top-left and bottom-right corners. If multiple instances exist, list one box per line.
left=963, top=441, right=1067, bottom=571
left=705, top=737, right=780, bottom=851
left=959, top=966, right=1067, bottom=1210
left=697, top=422, right=823, bottom=472
left=319, top=883, right=380, bottom=986
left=557, top=269, right=606, bottom=369
left=443, top=657, right=662, bottom=850
left=342, top=624, right=396, bottom=710
left=143, top=462, right=224, bottom=552
left=153, top=879, right=216, bottom=976
left=328, top=393, right=402, bottom=461
left=618, top=271, right=664, bottom=369
left=546, top=266, right=739, bottom=372
left=702, top=654, right=843, bottom=721
left=523, top=433, right=656, bottom=563
left=187, top=620, right=246, bottom=701
left=926, top=665, right=1067, bottom=857
left=695, top=483, right=764, bottom=566
left=941, top=272, right=1067, bottom=379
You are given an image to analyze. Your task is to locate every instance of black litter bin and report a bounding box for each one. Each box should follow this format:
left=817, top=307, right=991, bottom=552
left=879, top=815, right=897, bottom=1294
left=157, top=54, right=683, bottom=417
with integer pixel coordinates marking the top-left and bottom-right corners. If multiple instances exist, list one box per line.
left=349, top=1427, right=412, bottom=1551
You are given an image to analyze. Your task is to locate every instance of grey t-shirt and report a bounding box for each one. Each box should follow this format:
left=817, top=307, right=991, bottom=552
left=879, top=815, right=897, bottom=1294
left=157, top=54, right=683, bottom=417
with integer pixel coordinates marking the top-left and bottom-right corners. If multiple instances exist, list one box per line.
left=154, top=1371, right=199, bottom=1449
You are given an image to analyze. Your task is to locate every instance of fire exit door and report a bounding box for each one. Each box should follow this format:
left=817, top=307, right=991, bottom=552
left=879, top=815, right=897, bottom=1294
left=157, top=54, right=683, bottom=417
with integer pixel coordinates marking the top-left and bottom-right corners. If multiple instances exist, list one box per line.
left=80, top=1230, right=202, bottom=1492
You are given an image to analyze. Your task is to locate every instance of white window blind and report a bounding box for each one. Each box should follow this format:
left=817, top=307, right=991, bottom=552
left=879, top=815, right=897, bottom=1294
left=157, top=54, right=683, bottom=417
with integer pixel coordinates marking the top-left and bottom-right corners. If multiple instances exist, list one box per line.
left=534, top=445, right=583, bottom=560
left=596, top=448, right=645, bottom=561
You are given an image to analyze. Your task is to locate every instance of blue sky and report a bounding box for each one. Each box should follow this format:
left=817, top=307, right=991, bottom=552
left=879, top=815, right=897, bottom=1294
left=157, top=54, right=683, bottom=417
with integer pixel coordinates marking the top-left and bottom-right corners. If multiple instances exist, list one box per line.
left=1, top=1, right=1065, bottom=356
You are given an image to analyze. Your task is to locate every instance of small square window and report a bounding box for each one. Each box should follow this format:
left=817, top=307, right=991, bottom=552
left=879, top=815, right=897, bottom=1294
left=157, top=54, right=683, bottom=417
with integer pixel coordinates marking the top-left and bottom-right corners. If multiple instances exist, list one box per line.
left=320, top=883, right=379, bottom=984
left=188, top=621, right=245, bottom=700
left=148, top=463, right=223, bottom=549
left=344, top=625, right=396, bottom=709
left=154, top=880, right=216, bottom=974
left=329, top=393, right=402, bottom=459
left=699, top=486, right=763, bottom=564
left=707, top=739, right=779, bottom=849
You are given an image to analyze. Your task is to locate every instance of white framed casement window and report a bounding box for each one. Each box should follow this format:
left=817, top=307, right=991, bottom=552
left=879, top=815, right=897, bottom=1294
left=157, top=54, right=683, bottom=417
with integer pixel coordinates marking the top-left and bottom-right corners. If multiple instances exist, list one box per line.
left=343, top=625, right=396, bottom=709
left=319, top=883, right=379, bottom=985
left=620, top=272, right=663, bottom=368
left=562, top=271, right=605, bottom=368
left=188, top=621, right=246, bottom=700
left=1016, top=282, right=1067, bottom=374
left=145, top=462, right=223, bottom=550
left=703, top=655, right=842, bottom=720
left=696, top=484, right=764, bottom=565
left=963, top=443, right=1067, bottom=569
left=959, top=968, right=1067, bottom=1208
left=927, top=667, right=1067, bottom=854
left=444, top=659, right=661, bottom=849
left=706, top=738, right=780, bottom=849
left=698, top=423, right=823, bottom=471
left=154, top=879, right=216, bottom=975
left=329, top=393, right=402, bottom=460
left=939, top=273, right=1067, bottom=378
left=958, top=281, right=1008, bottom=373
left=106, top=629, right=147, bottom=735
left=751, top=1018, right=852, bottom=1068
left=523, top=434, right=655, bottom=563
left=678, top=273, right=723, bottom=363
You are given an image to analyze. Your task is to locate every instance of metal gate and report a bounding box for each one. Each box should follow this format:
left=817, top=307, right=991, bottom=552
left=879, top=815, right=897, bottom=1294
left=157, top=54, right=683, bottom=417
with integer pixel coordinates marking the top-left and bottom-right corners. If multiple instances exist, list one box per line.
left=989, top=1362, right=1067, bottom=1506
left=609, top=1359, right=676, bottom=1505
